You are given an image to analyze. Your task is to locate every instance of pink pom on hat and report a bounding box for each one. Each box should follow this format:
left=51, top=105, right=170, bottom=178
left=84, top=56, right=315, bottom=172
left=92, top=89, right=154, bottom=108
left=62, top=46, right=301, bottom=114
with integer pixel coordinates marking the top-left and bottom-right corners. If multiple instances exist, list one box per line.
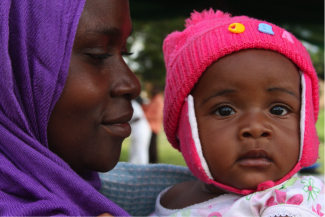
left=163, top=9, right=319, bottom=194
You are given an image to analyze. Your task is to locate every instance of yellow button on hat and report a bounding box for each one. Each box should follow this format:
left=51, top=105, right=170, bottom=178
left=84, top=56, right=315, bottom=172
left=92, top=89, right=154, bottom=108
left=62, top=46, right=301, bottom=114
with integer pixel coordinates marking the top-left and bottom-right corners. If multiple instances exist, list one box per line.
left=228, top=23, right=245, bottom=33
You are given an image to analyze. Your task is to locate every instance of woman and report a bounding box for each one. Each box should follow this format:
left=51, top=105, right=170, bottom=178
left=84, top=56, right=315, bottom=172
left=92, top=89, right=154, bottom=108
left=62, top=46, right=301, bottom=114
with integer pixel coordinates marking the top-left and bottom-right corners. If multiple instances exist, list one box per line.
left=0, top=0, right=139, bottom=215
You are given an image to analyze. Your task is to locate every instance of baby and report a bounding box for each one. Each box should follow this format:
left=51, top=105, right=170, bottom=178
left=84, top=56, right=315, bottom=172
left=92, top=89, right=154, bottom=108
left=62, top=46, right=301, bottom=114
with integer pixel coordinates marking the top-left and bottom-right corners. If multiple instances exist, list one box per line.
left=152, top=9, right=324, bottom=216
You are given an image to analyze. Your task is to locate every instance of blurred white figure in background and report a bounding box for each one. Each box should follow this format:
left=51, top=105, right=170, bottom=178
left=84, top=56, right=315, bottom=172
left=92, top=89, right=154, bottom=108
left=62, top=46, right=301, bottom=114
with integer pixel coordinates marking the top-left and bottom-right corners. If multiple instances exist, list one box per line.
left=128, top=100, right=151, bottom=164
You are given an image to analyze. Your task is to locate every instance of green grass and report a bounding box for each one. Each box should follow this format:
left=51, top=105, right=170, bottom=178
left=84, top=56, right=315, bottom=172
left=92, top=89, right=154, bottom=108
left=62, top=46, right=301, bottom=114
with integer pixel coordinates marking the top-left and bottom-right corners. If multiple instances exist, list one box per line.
left=316, top=109, right=324, bottom=174
left=119, top=132, right=186, bottom=166
left=316, top=108, right=324, bottom=143
left=120, top=109, right=325, bottom=173
left=317, top=144, right=324, bottom=174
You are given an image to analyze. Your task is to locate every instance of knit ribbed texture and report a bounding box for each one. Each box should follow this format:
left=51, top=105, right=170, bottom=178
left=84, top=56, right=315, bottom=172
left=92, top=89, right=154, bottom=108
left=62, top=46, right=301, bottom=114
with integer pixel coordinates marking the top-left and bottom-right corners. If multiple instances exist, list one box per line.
left=0, top=0, right=129, bottom=216
left=163, top=9, right=320, bottom=194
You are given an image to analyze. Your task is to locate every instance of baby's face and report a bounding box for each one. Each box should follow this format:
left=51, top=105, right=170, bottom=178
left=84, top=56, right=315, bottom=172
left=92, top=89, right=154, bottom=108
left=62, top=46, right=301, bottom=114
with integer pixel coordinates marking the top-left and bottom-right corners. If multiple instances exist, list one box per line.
left=191, top=49, right=301, bottom=190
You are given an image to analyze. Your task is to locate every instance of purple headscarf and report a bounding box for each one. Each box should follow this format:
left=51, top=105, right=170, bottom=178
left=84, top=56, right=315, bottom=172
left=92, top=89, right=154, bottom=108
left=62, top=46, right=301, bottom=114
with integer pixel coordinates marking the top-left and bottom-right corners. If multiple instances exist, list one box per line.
left=0, top=0, right=129, bottom=216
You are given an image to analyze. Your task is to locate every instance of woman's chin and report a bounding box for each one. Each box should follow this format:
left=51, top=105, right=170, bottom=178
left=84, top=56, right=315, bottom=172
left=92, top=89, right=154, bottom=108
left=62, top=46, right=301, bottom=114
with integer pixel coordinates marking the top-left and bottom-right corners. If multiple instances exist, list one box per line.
left=79, top=151, right=121, bottom=174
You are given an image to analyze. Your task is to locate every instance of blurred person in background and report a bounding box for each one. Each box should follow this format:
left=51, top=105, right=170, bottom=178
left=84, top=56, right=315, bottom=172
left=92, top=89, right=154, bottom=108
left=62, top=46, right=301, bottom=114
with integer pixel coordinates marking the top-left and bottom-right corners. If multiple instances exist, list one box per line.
left=142, top=85, right=164, bottom=163
left=128, top=98, right=151, bottom=164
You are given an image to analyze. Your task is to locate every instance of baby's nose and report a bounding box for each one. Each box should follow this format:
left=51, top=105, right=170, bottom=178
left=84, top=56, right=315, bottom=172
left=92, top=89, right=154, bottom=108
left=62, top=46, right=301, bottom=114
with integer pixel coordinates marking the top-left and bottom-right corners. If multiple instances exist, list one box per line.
left=238, top=116, right=273, bottom=140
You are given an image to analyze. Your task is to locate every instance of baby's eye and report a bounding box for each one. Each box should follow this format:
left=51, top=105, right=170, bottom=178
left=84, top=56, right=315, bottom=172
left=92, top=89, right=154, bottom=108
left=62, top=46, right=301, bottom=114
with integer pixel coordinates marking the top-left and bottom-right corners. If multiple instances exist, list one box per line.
left=215, top=106, right=235, bottom=116
left=270, top=106, right=288, bottom=115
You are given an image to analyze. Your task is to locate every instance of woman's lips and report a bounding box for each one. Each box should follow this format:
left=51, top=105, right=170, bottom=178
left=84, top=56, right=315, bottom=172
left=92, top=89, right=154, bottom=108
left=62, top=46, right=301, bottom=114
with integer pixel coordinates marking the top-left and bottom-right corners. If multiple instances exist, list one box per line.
left=237, top=149, right=271, bottom=167
left=101, top=111, right=133, bottom=138
left=102, top=123, right=131, bottom=138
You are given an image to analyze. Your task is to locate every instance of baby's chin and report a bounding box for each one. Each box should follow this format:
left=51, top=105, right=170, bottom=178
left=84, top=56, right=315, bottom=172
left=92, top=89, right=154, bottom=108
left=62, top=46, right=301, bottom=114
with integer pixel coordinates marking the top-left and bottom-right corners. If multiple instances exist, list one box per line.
left=214, top=174, right=280, bottom=190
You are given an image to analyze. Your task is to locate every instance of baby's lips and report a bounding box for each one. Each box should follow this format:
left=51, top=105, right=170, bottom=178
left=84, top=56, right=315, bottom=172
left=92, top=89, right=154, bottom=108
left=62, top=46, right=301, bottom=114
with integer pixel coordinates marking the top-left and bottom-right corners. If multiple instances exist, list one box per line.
left=237, top=149, right=272, bottom=167
left=237, top=158, right=271, bottom=167
left=239, top=149, right=270, bottom=159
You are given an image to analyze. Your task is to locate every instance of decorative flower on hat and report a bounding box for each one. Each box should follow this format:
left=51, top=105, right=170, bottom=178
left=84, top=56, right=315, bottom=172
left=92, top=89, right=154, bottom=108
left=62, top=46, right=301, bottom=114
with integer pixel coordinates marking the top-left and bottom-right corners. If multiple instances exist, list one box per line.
left=301, top=177, right=320, bottom=201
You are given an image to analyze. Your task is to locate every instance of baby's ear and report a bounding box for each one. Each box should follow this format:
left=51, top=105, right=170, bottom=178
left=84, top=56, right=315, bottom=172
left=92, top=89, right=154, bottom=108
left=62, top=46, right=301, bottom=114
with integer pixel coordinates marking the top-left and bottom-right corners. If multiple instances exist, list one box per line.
left=163, top=31, right=189, bottom=71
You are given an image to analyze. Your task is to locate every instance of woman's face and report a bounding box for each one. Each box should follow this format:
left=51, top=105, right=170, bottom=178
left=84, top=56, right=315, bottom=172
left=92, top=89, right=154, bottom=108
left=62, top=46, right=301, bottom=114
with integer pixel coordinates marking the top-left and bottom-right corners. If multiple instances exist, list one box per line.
left=47, top=0, right=140, bottom=175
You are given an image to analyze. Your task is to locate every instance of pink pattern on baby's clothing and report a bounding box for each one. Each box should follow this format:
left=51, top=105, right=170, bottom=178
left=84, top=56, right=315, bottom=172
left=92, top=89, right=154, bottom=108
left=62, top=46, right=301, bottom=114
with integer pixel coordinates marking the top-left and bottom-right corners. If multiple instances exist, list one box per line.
left=265, top=189, right=303, bottom=207
left=312, top=204, right=324, bottom=217
left=208, top=212, right=222, bottom=217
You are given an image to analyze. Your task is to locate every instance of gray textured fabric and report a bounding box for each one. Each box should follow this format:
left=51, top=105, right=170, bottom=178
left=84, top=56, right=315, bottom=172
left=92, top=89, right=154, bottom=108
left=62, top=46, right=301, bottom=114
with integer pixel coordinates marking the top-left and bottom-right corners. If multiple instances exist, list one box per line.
left=100, top=162, right=197, bottom=216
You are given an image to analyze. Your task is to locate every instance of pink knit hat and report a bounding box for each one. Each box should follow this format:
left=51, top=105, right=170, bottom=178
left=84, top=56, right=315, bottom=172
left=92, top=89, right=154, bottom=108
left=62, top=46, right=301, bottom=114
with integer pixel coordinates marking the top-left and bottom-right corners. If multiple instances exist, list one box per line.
left=163, top=9, right=319, bottom=194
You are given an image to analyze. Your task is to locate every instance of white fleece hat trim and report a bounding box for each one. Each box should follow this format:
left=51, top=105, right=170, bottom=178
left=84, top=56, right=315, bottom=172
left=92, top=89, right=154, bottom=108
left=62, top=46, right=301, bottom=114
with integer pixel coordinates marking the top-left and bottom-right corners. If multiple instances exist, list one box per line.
left=188, top=94, right=213, bottom=179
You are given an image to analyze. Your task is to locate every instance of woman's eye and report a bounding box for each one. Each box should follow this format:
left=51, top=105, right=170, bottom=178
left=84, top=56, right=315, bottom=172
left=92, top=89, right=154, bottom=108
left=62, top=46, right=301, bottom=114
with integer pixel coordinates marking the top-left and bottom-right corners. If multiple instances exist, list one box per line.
left=121, top=52, right=133, bottom=56
left=121, top=43, right=133, bottom=56
left=270, top=106, right=288, bottom=115
left=215, top=106, right=235, bottom=116
left=86, top=53, right=111, bottom=60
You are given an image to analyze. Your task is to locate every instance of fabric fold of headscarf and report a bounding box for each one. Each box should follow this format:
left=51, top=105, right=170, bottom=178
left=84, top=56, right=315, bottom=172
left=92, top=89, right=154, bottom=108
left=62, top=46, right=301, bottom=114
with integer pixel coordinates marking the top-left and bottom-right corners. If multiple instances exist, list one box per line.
left=0, top=0, right=129, bottom=216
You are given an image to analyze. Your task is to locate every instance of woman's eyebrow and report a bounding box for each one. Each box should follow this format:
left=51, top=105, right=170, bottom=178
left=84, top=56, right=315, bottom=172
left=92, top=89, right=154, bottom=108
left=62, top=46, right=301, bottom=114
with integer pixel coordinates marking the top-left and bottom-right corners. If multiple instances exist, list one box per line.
left=267, top=87, right=299, bottom=99
left=202, top=89, right=236, bottom=105
left=83, top=27, right=133, bottom=39
left=87, top=27, right=121, bottom=37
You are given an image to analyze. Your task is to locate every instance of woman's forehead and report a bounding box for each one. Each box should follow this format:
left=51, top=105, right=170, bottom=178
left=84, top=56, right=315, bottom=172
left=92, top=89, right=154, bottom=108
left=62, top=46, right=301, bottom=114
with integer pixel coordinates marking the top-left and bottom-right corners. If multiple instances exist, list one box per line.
left=77, top=0, right=131, bottom=35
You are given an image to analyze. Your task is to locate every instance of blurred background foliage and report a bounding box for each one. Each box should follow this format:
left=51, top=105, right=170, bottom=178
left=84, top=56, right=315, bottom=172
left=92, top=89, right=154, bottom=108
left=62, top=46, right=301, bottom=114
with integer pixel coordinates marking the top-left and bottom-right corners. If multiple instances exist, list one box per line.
left=309, top=47, right=324, bottom=79
left=125, top=19, right=185, bottom=87
left=125, top=0, right=324, bottom=87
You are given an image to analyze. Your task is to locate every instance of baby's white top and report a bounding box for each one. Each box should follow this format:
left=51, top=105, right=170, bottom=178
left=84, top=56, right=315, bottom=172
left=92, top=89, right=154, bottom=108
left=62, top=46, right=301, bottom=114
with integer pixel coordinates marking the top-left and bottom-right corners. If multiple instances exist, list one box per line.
left=150, top=175, right=324, bottom=217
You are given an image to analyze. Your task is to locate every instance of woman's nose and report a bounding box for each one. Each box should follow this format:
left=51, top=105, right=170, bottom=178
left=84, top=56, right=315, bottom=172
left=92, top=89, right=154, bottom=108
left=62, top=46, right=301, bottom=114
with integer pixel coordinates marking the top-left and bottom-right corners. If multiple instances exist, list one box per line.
left=110, top=60, right=141, bottom=100
left=238, top=115, right=273, bottom=141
